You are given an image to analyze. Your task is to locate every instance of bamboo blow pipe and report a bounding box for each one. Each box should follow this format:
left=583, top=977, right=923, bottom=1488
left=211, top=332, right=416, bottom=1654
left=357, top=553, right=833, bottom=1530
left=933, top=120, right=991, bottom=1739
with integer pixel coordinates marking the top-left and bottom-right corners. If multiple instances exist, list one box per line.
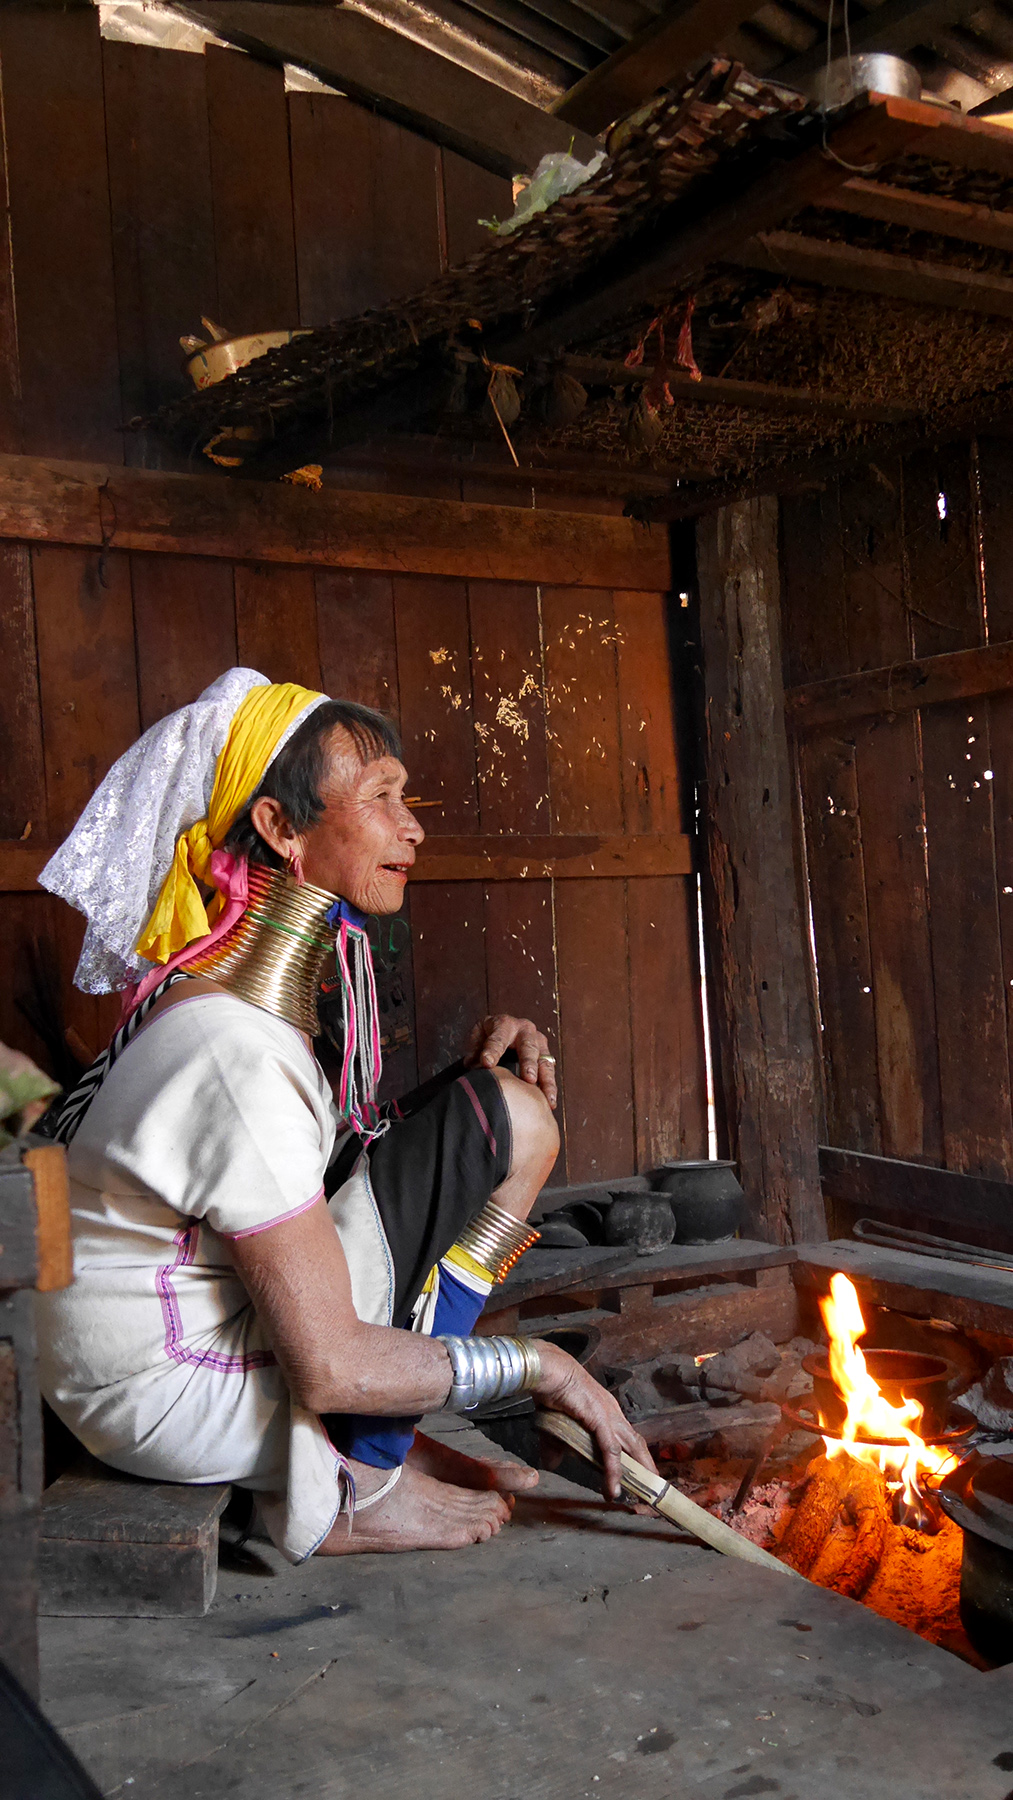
left=538, top=1411, right=800, bottom=1579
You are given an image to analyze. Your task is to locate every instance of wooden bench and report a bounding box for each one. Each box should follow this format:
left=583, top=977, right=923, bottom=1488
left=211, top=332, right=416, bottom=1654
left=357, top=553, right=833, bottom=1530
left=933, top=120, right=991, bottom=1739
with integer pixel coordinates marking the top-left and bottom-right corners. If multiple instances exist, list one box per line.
left=40, top=1456, right=231, bottom=1618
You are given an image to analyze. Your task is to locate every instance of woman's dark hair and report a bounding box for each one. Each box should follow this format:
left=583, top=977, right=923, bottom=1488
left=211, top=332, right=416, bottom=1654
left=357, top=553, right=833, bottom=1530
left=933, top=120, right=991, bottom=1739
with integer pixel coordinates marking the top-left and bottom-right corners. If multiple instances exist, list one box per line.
left=225, top=698, right=402, bottom=867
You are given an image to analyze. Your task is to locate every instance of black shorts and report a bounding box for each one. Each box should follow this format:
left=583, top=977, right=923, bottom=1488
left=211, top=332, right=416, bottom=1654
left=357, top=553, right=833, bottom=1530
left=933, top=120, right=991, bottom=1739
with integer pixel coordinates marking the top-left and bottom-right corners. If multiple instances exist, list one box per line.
left=326, top=1067, right=512, bottom=1328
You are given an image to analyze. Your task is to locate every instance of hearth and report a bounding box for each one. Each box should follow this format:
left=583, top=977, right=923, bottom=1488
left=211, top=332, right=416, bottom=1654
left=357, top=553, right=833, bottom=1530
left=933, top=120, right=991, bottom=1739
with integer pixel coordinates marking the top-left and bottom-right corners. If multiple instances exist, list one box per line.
left=610, top=1272, right=1013, bottom=1669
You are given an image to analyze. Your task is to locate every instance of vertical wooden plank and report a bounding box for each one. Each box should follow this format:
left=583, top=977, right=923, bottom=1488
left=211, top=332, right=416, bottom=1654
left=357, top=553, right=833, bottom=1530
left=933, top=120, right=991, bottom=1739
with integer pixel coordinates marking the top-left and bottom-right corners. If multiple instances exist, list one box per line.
left=441, top=150, right=512, bottom=265
left=468, top=575, right=563, bottom=1176
left=0, top=42, right=22, bottom=454
left=394, top=574, right=481, bottom=1082
left=469, top=580, right=549, bottom=835
left=697, top=497, right=824, bottom=1244
left=131, top=554, right=237, bottom=729
left=829, top=467, right=939, bottom=1162
left=102, top=41, right=217, bottom=459
left=920, top=695, right=1012, bottom=1176
left=615, top=588, right=706, bottom=1167
left=779, top=485, right=848, bottom=686
left=206, top=47, right=299, bottom=332
left=234, top=564, right=322, bottom=689
left=978, top=435, right=1013, bottom=645
left=410, top=884, right=487, bottom=1079
left=315, top=568, right=417, bottom=1098
left=0, top=544, right=44, bottom=839
left=905, top=444, right=983, bottom=661
left=614, top=589, right=684, bottom=836
left=393, top=576, right=476, bottom=832
left=838, top=462, right=910, bottom=672
left=541, top=586, right=623, bottom=833
left=0, top=7, right=120, bottom=459
left=854, top=712, right=942, bottom=1163
left=290, top=93, right=442, bottom=325
left=33, top=545, right=140, bottom=1059
left=315, top=571, right=399, bottom=723
left=542, top=583, right=633, bottom=1178
left=32, top=548, right=139, bottom=836
left=554, top=879, right=635, bottom=1181
left=627, top=875, right=706, bottom=1166
left=797, top=730, right=881, bottom=1155
left=904, top=446, right=1011, bottom=1175
left=986, top=688, right=1013, bottom=1152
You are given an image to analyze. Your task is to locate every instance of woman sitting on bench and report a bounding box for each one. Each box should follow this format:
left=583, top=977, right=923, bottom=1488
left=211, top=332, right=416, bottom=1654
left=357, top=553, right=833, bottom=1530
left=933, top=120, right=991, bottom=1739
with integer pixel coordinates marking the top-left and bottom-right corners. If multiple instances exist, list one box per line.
left=35, top=670, right=652, bottom=1561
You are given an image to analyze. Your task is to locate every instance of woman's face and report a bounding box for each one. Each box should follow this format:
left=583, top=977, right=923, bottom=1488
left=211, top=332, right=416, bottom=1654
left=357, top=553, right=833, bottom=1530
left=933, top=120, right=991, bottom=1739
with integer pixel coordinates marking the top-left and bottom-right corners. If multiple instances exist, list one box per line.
left=252, top=725, right=424, bottom=914
left=304, top=728, right=424, bottom=914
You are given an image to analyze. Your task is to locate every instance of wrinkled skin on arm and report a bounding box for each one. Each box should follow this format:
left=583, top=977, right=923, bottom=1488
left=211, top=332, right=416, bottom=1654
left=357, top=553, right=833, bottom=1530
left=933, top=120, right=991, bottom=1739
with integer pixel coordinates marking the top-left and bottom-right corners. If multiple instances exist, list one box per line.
left=229, top=1199, right=656, bottom=1498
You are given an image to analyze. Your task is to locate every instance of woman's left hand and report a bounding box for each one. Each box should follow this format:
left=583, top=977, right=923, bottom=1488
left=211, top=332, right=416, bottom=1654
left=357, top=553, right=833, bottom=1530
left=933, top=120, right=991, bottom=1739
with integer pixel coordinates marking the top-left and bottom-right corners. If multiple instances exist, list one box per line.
left=464, top=1014, right=557, bottom=1110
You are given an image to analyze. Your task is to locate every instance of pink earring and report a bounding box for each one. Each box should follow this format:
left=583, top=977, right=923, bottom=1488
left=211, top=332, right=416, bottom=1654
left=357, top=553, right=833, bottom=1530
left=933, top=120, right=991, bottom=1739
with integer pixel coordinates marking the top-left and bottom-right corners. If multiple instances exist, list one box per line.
left=288, top=851, right=306, bottom=887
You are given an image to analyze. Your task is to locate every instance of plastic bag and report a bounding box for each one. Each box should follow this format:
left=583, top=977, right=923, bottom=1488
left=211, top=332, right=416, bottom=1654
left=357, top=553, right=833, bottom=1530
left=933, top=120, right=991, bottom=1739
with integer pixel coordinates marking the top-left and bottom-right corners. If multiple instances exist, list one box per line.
left=483, top=149, right=607, bottom=236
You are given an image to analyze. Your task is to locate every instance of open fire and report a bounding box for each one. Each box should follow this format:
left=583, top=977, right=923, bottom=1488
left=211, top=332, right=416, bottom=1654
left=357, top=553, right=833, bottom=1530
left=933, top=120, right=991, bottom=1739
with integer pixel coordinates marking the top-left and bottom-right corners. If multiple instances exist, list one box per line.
left=819, top=1273, right=959, bottom=1532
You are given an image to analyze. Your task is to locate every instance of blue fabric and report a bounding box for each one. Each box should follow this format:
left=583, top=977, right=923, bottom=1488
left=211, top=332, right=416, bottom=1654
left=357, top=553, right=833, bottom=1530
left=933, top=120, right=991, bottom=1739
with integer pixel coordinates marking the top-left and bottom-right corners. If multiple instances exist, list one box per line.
left=338, top=1264, right=487, bottom=1470
left=324, top=897, right=368, bottom=930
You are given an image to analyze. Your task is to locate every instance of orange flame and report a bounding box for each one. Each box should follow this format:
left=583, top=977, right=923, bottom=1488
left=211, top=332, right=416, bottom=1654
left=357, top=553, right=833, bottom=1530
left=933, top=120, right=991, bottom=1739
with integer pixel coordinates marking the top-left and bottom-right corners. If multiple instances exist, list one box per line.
left=818, top=1273, right=957, bottom=1502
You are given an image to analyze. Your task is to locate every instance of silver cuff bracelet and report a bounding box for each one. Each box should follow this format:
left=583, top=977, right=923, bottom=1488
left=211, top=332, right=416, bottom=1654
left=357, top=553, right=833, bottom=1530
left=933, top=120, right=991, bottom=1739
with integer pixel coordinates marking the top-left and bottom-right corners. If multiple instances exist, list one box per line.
left=437, top=1334, right=543, bottom=1412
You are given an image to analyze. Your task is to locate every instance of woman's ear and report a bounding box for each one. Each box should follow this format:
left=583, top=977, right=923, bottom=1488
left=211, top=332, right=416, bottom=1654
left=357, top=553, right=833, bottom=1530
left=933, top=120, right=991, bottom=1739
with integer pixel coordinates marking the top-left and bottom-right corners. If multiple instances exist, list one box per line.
left=249, top=797, right=305, bottom=864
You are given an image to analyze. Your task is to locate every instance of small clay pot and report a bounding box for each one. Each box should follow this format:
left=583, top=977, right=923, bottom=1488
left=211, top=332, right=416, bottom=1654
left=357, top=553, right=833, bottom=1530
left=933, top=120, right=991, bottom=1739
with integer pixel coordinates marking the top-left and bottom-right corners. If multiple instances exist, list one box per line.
left=604, top=1192, right=675, bottom=1257
left=648, top=1160, right=745, bottom=1243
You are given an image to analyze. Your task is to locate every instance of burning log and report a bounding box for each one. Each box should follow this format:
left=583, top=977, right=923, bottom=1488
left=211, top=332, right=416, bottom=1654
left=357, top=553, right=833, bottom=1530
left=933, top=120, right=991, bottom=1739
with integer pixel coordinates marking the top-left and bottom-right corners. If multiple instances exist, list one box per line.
left=779, top=1452, right=889, bottom=1597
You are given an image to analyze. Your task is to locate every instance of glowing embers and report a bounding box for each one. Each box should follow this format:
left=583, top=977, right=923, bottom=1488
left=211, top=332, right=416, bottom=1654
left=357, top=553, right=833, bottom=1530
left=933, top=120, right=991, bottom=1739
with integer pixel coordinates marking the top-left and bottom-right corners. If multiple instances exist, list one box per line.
left=818, top=1273, right=959, bottom=1531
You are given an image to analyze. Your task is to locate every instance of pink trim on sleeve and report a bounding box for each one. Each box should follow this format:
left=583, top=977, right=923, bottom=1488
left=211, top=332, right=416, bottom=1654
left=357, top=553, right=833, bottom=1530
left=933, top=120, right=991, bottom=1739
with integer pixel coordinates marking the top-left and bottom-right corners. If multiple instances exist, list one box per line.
left=222, top=1187, right=326, bottom=1240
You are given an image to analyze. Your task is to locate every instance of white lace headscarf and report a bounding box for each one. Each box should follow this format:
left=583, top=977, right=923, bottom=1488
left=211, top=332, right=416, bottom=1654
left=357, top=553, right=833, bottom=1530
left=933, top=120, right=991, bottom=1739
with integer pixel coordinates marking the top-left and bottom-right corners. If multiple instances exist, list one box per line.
left=39, top=669, right=326, bottom=994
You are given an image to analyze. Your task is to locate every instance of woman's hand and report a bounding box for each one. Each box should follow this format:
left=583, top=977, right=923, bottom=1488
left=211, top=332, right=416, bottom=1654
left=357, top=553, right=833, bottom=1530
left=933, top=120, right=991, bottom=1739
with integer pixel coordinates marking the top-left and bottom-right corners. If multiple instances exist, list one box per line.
left=464, top=1014, right=557, bottom=1109
left=530, top=1341, right=656, bottom=1500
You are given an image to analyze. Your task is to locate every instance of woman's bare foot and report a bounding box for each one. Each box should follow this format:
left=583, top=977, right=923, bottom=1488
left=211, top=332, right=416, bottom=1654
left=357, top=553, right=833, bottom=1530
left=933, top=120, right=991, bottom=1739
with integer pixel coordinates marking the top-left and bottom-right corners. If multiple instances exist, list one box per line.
left=318, top=1457, right=512, bottom=1555
left=408, top=1429, right=539, bottom=1495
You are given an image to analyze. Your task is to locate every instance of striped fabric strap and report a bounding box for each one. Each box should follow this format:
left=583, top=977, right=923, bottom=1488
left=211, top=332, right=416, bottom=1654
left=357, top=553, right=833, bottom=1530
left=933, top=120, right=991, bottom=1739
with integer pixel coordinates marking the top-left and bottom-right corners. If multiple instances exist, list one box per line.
left=52, top=972, right=190, bottom=1146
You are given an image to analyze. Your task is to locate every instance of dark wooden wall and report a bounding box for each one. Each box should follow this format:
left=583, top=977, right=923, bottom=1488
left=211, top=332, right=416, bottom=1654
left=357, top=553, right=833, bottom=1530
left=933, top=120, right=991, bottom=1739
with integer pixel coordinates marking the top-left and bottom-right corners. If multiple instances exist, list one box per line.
left=0, top=10, right=707, bottom=1183
left=782, top=439, right=1013, bottom=1189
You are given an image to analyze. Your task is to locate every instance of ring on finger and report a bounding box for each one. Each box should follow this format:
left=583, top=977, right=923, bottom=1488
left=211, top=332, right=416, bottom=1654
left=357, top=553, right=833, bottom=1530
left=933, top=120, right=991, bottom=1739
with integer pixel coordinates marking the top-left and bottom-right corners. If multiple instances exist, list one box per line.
left=537, top=1054, right=556, bottom=1065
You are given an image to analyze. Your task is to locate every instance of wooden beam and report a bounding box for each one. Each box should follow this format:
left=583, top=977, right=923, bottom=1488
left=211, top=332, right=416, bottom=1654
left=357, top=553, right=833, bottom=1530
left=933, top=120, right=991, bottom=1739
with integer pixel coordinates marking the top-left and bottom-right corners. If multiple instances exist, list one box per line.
left=0, top=842, right=48, bottom=891
left=178, top=2, right=596, bottom=177
left=824, top=177, right=1013, bottom=255
left=696, top=495, right=825, bottom=1246
left=553, top=0, right=764, bottom=136
left=819, top=1145, right=1013, bottom=1254
left=786, top=638, right=1013, bottom=732
left=495, top=96, right=939, bottom=362
left=728, top=228, right=1013, bottom=318
left=1, top=833, right=693, bottom=893
left=0, top=453, right=671, bottom=589
left=561, top=354, right=914, bottom=423
left=411, top=832, right=692, bottom=880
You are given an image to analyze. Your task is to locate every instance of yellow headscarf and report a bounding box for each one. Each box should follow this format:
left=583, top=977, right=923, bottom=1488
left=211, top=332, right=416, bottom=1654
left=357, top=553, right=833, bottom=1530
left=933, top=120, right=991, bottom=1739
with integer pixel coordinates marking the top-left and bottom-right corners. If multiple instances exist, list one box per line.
left=135, top=682, right=323, bottom=966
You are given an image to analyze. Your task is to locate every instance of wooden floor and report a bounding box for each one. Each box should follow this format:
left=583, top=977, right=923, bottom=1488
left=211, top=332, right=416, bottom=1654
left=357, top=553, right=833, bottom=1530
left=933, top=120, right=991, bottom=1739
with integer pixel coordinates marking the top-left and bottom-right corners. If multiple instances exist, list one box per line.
left=38, top=1418, right=1013, bottom=1800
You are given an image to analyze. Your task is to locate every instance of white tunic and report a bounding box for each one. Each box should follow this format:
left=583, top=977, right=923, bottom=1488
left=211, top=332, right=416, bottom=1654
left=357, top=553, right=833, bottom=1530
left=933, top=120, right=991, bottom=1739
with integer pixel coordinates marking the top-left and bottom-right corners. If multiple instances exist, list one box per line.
left=35, top=993, right=394, bottom=1562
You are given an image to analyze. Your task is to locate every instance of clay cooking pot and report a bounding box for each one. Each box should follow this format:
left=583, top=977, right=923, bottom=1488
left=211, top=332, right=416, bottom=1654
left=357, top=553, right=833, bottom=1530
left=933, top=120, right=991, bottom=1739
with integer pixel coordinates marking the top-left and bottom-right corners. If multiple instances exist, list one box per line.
left=803, top=1347, right=956, bottom=1439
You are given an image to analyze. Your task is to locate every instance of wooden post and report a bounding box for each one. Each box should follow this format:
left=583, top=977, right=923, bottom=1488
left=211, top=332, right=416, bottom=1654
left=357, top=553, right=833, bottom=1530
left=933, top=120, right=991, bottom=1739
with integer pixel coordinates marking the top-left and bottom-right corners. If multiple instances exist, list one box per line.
left=696, top=496, right=825, bottom=1245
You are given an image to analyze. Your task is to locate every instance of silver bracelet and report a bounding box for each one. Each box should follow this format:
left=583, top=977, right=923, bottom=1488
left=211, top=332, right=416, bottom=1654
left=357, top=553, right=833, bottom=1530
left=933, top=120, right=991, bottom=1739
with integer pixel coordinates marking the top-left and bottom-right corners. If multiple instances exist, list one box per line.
left=437, top=1334, right=543, bottom=1412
